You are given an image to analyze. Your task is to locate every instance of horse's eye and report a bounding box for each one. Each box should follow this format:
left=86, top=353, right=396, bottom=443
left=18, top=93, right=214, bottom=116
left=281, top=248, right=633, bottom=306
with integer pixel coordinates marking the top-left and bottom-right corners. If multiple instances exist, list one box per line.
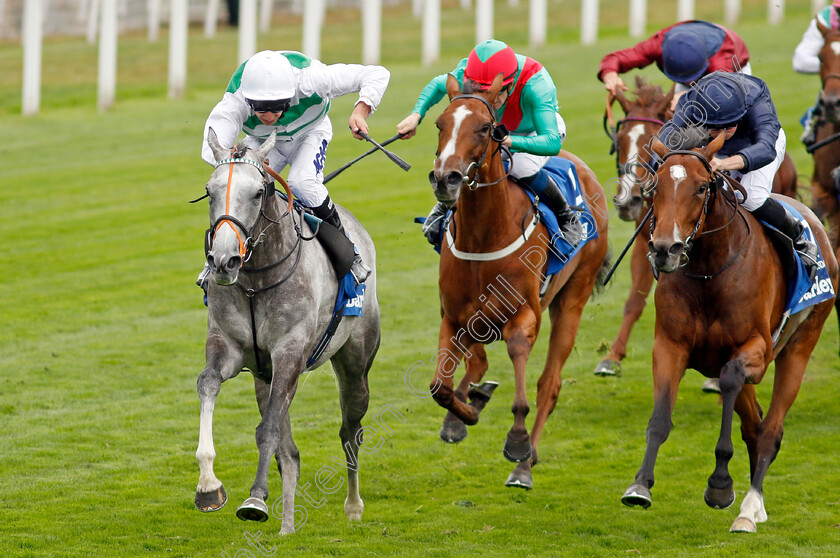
left=255, top=188, right=264, bottom=200
left=697, top=183, right=707, bottom=195
left=481, top=123, right=491, bottom=133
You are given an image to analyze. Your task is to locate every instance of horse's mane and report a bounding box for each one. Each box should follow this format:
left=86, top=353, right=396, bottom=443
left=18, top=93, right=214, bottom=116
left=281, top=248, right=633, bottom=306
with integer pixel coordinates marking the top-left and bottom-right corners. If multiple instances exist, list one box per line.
left=631, top=75, right=667, bottom=108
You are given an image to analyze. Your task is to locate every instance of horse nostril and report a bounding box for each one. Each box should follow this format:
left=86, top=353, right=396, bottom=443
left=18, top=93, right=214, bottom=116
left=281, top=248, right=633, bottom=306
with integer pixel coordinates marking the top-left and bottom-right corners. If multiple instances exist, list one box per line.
left=226, top=256, right=242, bottom=271
left=631, top=196, right=643, bottom=206
left=207, top=255, right=216, bottom=271
left=445, top=171, right=463, bottom=187
left=668, top=242, right=685, bottom=256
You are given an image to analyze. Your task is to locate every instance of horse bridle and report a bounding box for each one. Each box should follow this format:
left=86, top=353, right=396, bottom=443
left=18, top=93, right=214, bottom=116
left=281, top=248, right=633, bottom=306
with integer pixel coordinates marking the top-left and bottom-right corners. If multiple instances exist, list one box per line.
left=651, top=150, right=751, bottom=279
left=444, top=94, right=512, bottom=190
left=808, top=73, right=840, bottom=153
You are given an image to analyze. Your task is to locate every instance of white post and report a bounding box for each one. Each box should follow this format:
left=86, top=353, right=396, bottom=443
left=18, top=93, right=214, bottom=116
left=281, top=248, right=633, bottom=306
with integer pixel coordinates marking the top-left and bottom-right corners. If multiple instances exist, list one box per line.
left=259, top=0, right=272, bottom=33
left=412, top=0, right=422, bottom=19
left=813, top=0, right=827, bottom=15
left=768, top=0, right=784, bottom=25
left=97, top=0, right=117, bottom=111
left=460, top=0, right=470, bottom=9
left=677, top=0, right=694, bottom=21
left=303, top=0, right=323, bottom=59
left=509, top=0, right=519, bottom=6
left=239, top=0, right=258, bottom=63
left=148, top=0, right=161, bottom=41
left=724, top=0, right=740, bottom=25
left=86, top=0, right=99, bottom=44
left=581, top=0, right=598, bottom=46
left=168, top=0, right=188, bottom=99
left=476, top=0, right=492, bottom=44
left=629, top=0, right=646, bottom=38
left=529, top=0, right=546, bottom=48
left=22, top=0, right=43, bottom=116
left=362, top=0, right=381, bottom=65
left=422, top=0, right=440, bottom=66
left=204, top=0, right=219, bottom=38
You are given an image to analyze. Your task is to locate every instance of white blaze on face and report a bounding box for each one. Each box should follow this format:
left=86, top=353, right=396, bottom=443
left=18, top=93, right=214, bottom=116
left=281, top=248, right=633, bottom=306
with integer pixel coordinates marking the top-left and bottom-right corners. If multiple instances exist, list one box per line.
left=670, top=164, right=687, bottom=194
left=618, top=124, right=645, bottom=203
left=438, top=105, right=472, bottom=168
left=831, top=41, right=840, bottom=56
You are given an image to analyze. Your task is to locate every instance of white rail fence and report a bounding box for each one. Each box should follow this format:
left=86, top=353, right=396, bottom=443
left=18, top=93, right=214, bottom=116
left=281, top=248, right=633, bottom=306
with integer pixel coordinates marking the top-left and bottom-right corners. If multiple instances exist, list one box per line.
left=8, top=0, right=825, bottom=115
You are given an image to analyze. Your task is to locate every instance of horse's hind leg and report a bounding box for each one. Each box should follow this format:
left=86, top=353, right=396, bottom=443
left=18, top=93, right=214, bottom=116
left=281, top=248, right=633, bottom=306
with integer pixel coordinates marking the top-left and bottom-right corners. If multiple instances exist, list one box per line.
left=195, top=335, right=242, bottom=512
left=441, top=343, right=490, bottom=444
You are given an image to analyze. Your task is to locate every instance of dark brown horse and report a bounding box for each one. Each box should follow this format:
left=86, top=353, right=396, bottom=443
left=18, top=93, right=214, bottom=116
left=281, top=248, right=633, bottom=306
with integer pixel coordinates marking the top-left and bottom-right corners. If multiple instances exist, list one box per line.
left=427, top=74, right=610, bottom=489
left=808, top=21, right=840, bottom=349
left=621, top=134, right=837, bottom=533
left=595, top=77, right=801, bottom=377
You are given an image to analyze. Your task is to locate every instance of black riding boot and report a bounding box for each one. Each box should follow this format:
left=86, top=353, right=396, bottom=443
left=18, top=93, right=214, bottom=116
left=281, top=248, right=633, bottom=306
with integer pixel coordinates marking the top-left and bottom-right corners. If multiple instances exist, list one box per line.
left=521, top=169, right=583, bottom=247
left=422, top=201, right=451, bottom=245
left=311, top=197, right=371, bottom=285
left=752, top=197, right=820, bottom=282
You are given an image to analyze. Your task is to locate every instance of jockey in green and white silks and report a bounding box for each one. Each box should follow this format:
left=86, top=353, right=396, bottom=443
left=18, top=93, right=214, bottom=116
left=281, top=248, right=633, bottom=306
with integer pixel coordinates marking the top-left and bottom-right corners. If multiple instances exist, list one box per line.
left=793, top=2, right=840, bottom=147
left=200, top=50, right=390, bottom=285
left=398, top=39, right=583, bottom=247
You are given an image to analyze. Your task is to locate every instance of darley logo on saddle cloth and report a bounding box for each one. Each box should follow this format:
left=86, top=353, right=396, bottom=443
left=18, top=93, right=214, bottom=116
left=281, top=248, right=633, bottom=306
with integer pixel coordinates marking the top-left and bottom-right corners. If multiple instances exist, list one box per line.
left=760, top=200, right=834, bottom=318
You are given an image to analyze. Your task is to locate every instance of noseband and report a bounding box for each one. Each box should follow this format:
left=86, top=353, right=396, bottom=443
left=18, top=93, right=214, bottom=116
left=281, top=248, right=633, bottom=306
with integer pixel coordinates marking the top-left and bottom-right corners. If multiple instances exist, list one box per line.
left=446, top=94, right=512, bottom=190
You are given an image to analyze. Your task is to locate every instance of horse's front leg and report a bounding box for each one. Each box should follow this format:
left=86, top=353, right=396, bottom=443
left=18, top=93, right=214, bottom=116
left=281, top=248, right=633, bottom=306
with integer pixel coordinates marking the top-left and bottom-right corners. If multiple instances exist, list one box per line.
left=195, top=333, right=243, bottom=512
left=430, top=317, right=481, bottom=425
left=440, top=343, right=490, bottom=443
left=622, top=336, right=686, bottom=508
left=502, top=311, right=538, bottom=464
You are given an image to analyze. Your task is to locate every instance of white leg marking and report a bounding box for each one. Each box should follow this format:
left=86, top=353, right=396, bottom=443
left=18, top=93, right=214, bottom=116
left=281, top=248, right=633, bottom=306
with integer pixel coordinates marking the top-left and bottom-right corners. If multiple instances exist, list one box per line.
left=196, top=401, right=222, bottom=492
left=438, top=105, right=472, bottom=167
left=737, top=487, right=767, bottom=524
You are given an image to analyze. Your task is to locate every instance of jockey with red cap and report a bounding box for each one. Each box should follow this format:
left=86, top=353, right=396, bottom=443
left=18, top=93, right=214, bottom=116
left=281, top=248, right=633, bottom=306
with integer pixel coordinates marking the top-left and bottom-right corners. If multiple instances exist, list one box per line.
left=793, top=1, right=840, bottom=147
left=599, top=20, right=750, bottom=109
left=398, top=39, right=583, bottom=247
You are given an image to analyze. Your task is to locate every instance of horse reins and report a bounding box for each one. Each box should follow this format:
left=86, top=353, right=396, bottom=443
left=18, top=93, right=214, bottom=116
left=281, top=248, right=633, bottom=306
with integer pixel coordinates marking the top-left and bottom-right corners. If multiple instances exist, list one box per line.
left=806, top=74, right=840, bottom=153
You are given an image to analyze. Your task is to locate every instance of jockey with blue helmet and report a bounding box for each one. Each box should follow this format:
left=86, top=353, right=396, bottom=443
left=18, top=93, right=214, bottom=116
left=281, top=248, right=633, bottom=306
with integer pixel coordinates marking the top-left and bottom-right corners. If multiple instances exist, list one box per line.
left=658, top=72, right=820, bottom=281
left=199, top=50, right=390, bottom=287
left=397, top=39, right=583, bottom=247
left=599, top=20, right=751, bottom=109
left=793, top=1, right=840, bottom=147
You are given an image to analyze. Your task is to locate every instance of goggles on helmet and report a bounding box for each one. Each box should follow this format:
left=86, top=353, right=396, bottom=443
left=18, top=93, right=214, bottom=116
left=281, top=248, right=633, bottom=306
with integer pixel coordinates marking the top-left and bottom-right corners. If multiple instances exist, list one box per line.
left=247, top=98, right=292, bottom=114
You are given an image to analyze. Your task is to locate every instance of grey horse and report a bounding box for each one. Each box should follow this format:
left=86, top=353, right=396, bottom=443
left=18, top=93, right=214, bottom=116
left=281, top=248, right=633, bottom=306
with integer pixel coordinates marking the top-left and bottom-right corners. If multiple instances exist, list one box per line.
left=194, top=128, right=381, bottom=534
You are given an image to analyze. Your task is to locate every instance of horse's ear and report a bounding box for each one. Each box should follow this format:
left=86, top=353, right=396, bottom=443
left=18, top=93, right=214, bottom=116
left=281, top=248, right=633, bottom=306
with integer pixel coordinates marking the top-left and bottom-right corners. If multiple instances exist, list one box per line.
left=699, top=131, right=726, bottom=160
left=207, top=127, right=229, bottom=163
left=446, top=74, right=462, bottom=100
left=254, top=131, right=277, bottom=164
left=651, top=138, right=669, bottom=159
left=486, top=73, right=504, bottom=102
left=657, top=84, right=676, bottom=118
left=614, top=87, right=633, bottom=114
left=817, top=19, right=831, bottom=38
left=634, top=75, right=646, bottom=90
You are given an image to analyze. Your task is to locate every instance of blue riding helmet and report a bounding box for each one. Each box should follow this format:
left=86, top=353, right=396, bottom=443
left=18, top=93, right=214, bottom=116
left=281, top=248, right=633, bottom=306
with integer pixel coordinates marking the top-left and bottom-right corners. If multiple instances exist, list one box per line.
left=661, top=29, right=709, bottom=83
left=680, top=71, right=752, bottom=128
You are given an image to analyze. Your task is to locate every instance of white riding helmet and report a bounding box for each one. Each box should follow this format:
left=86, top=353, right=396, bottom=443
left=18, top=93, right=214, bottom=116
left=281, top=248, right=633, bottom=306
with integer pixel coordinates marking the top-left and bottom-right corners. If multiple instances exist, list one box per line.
left=240, top=51, right=296, bottom=101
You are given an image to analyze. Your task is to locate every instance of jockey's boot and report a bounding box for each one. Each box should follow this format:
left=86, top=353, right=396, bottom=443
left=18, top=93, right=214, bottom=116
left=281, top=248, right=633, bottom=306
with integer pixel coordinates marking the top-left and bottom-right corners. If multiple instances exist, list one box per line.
left=753, top=197, right=820, bottom=283
left=521, top=169, right=583, bottom=247
left=312, top=196, right=371, bottom=285
left=422, top=201, right=451, bottom=245
left=800, top=98, right=822, bottom=149
left=196, top=262, right=210, bottom=291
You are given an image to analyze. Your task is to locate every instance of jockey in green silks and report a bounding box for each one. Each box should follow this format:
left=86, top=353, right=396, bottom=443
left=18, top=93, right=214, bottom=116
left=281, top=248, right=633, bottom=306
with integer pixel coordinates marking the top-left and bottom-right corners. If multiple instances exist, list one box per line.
left=397, top=39, right=583, bottom=247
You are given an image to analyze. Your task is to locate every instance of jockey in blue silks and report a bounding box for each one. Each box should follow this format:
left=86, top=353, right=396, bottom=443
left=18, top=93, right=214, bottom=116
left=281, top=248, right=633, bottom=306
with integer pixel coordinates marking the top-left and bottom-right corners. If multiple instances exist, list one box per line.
left=396, top=39, right=583, bottom=248
left=658, top=71, right=820, bottom=281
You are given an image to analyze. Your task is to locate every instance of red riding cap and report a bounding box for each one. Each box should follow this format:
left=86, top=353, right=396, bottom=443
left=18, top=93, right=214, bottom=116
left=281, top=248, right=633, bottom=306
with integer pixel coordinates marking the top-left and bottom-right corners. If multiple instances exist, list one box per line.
left=464, top=40, right=518, bottom=89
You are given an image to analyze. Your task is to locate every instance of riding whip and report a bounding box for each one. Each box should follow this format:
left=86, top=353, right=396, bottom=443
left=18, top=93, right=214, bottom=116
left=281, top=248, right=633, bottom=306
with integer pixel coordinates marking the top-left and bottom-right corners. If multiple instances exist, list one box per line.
left=324, top=133, right=404, bottom=184
left=602, top=206, right=654, bottom=284
left=358, top=131, right=412, bottom=171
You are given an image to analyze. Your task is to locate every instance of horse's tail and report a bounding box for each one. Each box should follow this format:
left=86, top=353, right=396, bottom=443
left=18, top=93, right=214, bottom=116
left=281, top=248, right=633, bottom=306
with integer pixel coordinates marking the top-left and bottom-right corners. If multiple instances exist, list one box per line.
left=591, top=247, right=613, bottom=297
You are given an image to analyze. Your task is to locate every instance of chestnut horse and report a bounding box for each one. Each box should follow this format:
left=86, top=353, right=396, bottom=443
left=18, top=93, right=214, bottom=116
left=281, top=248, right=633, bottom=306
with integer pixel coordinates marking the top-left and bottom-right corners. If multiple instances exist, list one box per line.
left=807, top=22, right=840, bottom=351
left=595, top=77, right=801, bottom=377
left=427, top=74, right=610, bottom=489
left=621, top=135, right=837, bottom=533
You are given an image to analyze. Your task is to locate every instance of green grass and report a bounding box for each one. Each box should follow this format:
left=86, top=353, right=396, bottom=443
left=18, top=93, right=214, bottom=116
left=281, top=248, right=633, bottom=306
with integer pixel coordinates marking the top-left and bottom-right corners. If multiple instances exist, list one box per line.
left=1, top=2, right=839, bottom=557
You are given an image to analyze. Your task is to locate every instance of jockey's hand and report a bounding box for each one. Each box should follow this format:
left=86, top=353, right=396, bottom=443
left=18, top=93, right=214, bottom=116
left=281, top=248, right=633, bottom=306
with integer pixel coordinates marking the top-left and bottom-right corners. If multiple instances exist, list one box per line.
left=349, top=102, right=373, bottom=140
left=602, top=72, right=627, bottom=96
left=710, top=155, right=745, bottom=174
left=397, top=113, right=422, bottom=139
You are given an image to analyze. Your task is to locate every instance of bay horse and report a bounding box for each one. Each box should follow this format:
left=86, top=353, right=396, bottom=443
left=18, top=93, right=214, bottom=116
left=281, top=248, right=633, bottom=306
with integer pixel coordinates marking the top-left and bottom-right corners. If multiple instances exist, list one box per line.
left=807, top=21, right=840, bottom=351
left=194, top=129, right=381, bottom=534
left=621, top=134, right=837, bottom=533
left=428, top=74, right=610, bottom=489
left=595, top=77, right=801, bottom=377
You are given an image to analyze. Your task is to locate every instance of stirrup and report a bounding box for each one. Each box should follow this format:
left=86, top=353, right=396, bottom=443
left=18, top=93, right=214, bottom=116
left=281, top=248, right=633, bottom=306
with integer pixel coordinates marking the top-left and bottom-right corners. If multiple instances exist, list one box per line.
left=558, top=212, right=583, bottom=247
left=196, top=263, right=211, bottom=291
left=350, top=254, right=371, bottom=285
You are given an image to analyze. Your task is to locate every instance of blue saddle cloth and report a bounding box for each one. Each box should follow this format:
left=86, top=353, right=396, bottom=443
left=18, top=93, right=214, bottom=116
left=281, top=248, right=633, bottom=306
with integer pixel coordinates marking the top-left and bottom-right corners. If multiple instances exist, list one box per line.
left=759, top=200, right=835, bottom=317
left=420, top=157, right=598, bottom=277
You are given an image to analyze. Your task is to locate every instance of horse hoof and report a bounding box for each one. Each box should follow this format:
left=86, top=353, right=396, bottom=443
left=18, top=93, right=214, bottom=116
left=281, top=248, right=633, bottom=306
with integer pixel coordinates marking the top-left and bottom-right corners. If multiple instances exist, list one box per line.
left=195, top=485, right=227, bottom=512
left=704, top=484, right=735, bottom=509
left=502, top=434, right=532, bottom=463
left=505, top=464, right=533, bottom=490
left=701, top=378, right=722, bottom=394
left=621, top=483, right=652, bottom=508
left=440, top=419, right=468, bottom=443
left=236, top=497, right=269, bottom=522
left=594, top=359, right=621, bottom=377
left=730, top=517, right=757, bottom=533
